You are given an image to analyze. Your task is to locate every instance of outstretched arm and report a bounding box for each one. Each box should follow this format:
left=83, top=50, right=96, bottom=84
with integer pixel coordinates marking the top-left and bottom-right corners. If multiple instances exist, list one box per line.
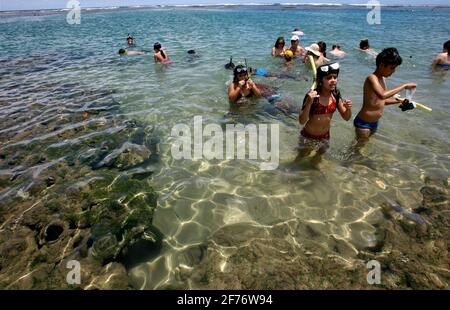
left=385, top=97, right=403, bottom=105
left=368, top=75, right=416, bottom=100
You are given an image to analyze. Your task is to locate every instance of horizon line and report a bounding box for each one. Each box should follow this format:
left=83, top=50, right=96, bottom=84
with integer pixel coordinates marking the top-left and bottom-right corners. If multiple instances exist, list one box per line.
left=1, top=3, right=450, bottom=12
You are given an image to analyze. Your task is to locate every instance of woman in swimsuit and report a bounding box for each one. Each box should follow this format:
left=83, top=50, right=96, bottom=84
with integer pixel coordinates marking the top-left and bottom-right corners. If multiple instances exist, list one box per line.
left=272, top=37, right=286, bottom=57
left=228, top=65, right=262, bottom=104
left=297, top=62, right=352, bottom=166
left=153, top=42, right=170, bottom=64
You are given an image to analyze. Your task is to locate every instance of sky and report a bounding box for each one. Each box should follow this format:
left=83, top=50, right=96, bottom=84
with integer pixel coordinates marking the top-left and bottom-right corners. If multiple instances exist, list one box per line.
left=0, top=0, right=449, bottom=11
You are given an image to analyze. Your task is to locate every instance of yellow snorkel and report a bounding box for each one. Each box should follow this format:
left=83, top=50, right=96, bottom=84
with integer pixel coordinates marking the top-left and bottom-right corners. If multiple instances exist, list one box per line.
left=309, top=55, right=317, bottom=90
left=394, top=95, right=432, bottom=112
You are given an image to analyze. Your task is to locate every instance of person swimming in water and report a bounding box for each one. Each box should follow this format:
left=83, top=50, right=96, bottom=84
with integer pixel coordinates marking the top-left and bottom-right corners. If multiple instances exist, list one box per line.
left=127, top=35, right=135, bottom=46
left=224, top=56, right=235, bottom=70
left=329, top=44, right=346, bottom=58
left=432, top=40, right=450, bottom=69
left=356, top=39, right=378, bottom=57
left=228, top=65, right=262, bottom=104
left=118, top=48, right=145, bottom=56
left=297, top=62, right=352, bottom=166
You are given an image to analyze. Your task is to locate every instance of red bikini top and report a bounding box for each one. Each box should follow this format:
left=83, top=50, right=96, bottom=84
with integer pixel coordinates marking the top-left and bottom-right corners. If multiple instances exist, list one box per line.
left=310, top=95, right=337, bottom=115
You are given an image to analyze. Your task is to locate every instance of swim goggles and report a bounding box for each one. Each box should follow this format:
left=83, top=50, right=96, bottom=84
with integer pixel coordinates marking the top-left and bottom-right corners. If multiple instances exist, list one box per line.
left=318, top=62, right=340, bottom=73
left=236, top=67, right=248, bottom=74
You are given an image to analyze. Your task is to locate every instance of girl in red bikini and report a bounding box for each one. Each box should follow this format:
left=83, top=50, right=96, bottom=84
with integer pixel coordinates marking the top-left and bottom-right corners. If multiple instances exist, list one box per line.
left=297, top=62, right=352, bottom=166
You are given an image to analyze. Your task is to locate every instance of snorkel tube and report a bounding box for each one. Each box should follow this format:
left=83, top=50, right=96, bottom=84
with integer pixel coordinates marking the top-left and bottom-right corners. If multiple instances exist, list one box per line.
left=308, top=55, right=317, bottom=90
left=395, top=88, right=432, bottom=112
left=244, top=58, right=250, bottom=80
left=395, top=96, right=432, bottom=112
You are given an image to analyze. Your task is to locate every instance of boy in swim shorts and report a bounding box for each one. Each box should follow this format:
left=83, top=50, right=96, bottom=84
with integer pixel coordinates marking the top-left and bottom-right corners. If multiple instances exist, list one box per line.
left=354, top=47, right=416, bottom=146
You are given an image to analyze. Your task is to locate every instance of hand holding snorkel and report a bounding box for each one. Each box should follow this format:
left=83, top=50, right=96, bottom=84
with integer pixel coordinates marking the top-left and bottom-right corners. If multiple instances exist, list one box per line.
left=307, top=89, right=319, bottom=101
left=396, top=86, right=432, bottom=112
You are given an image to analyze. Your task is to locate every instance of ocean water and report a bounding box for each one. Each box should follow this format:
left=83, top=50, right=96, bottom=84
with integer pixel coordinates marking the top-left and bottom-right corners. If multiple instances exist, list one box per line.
left=0, top=6, right=449, bottom=289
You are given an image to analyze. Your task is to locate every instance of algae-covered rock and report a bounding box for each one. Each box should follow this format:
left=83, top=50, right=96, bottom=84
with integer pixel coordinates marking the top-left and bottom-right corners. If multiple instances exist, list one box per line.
left=92, top=142, right=151, bottom=170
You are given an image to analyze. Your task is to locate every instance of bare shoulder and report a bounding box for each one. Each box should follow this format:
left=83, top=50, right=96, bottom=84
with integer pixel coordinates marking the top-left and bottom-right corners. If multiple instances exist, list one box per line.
left=367, top=74, right=381, bottom=85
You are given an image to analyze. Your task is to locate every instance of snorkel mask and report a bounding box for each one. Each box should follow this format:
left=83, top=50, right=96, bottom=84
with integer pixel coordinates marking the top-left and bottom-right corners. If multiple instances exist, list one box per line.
left=233, top=65, right=248, bottom=83
left=317, top=63, right=340, bottom=80
left=234, top=65, right=248, bottom=75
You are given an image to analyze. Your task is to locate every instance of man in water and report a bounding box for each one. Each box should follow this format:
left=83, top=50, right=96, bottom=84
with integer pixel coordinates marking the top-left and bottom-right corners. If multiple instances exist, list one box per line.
left=288, top=35, right=306, bottom=58
left=330, top=44, right=346, bottom=58
left=432, top=40, right=450, bottom=68
left=118, top=49, right=145, bottom=56
left=356, top=39, right=377, bottom=57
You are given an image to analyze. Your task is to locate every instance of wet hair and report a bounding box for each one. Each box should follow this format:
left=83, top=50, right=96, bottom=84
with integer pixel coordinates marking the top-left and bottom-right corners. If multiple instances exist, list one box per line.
left=444, top=40, right=450, bottom=53
left=376, top=47, right=403, bottom=68
left=360, top=39, right=369, bottom=50
left=187, top=49, right=196, bottom=54
left=332, top=44, right=341, bottom=50
left=118, top=49, right=126, bottom=55
left=233, top=65, right=248, bottom=83
left=274, top=37, right=285, bottom=48
left=317, top=41, right=327, bottom=58
left=154, top=42, right=166, bottom=59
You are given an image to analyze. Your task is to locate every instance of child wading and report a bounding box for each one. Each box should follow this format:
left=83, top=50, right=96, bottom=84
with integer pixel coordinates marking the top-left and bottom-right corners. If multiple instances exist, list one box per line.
left=297, top=63, right=352, bottom=166
left=354, top=47, right=417, bottom=147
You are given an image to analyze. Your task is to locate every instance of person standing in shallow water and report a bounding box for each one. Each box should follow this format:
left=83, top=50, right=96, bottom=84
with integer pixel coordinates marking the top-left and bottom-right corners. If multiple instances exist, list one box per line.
left=432, top=40, right=450, bottom=68
left=272, top=37, right=286, bottom=57
left=297, top=62, right=352, bottom=167
left=153, top=42, right=169, bottom=64
left=288, top=35, right=306, bottom=58
left=354, top=47, right=417, bottom=148
left=228, top=65, right=261, bottom=104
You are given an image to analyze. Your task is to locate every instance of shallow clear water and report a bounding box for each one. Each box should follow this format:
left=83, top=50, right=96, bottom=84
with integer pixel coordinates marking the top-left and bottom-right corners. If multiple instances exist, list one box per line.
left=0, top=7, right=449, bottom=289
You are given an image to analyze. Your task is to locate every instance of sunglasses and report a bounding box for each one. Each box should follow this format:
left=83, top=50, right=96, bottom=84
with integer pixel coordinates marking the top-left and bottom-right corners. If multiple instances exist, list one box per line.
left=236, top=67, right=248, bottom=74
left=318, top=63, right=340, bottom=73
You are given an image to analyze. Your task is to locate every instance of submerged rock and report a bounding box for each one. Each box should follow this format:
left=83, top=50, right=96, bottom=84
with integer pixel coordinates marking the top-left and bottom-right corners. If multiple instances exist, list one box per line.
left=91, top=233, right=119, bottom=264
left=117, top=225, right=163, bottom=270
left=92, top=142, right=151, bottom=170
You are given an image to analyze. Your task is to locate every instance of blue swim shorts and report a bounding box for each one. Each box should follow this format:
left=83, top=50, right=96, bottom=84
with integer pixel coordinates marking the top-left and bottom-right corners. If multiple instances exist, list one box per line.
left=353, top=115, right=379, bottom=130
